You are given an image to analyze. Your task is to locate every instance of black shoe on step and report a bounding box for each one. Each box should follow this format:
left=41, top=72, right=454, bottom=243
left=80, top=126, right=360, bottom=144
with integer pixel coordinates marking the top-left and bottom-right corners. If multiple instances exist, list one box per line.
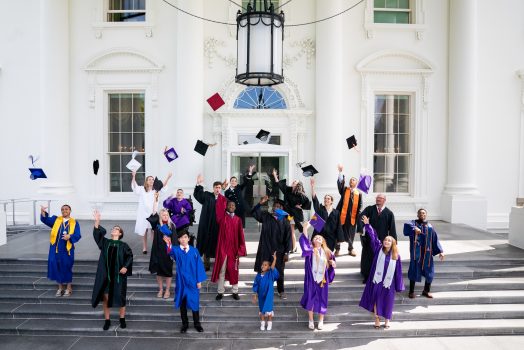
left=103, top=319, right=111, bottom=331
left=195, top=324, right=204, bottom=332
left=215, top=293, right=223, bottom=301
left=232, top=293, right=240, bottom=300
left=119, top=318, right=126, bottom=329
left=180, top=324, right=188, bottom=333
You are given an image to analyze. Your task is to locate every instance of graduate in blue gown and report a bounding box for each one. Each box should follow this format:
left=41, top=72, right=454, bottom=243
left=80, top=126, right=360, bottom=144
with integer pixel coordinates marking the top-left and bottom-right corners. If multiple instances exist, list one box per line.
left=40, top=204, right=81, bottom=297
left=404, top=208, right=445, bottom=299
left=252, top=251, right=279, bottom=331
left=164, top=229, right=207, bottom=333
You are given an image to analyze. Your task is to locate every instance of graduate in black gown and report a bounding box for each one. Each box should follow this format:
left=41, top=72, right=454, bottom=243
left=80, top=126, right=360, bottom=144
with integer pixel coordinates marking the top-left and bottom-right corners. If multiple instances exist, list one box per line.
left=147, top=192, right=175, bottom=299
left=310, top=178, right=344, bottom=251
left=252, top=196, right=292, bottom=299
left=358, top=194, right=397, bottom=283
left=225, top=165, right=255, bottom=228
left=91, top=210, right=133, bottom=331
left=194, top=174, right=226, bottom=271
left=272, top=169, right=311, bottom=252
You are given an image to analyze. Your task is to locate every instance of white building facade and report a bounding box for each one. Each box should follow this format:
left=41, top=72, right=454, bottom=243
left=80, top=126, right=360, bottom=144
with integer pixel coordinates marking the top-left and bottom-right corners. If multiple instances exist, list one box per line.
left=1, top=0, right=523, bottom=233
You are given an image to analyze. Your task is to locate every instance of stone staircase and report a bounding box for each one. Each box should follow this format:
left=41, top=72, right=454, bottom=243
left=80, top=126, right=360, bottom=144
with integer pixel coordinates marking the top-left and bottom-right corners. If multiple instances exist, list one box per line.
left=0, top=219, right=524, bottom=346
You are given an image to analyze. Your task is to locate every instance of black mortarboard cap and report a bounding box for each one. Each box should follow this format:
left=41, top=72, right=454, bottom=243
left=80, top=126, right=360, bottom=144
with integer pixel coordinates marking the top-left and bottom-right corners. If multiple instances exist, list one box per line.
left=346, top=135, right=357, bottom=150
left=153, top=177, right=164, bottom=192
left=29, top=168, right=47, bottom=180
left=301, top=165, right=318, bottom=177
left=93, top=160, right=99, bottom=175
left=194, top=140, right=209, bottom=156
left=256, top=129, right=271, bottom=142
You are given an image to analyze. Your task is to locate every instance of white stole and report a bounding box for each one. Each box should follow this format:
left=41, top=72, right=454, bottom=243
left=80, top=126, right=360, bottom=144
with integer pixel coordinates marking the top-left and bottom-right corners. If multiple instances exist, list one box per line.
left=312, top=248, right=326, bottom=284
left=372, top=250, right=397, bottom=289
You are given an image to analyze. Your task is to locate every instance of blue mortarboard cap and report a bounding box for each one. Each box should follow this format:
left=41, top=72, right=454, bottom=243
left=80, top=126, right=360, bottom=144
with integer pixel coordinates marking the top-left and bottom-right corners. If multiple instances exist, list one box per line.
left=29, top=168, right=47, bottom=180
left=158, top=224, right=172, bottom=236
left=274, top=208, right=289, bottom=220
left=164, top=147, right=178, bottom=162
left=357, top=174, right=372, bottom=194
left=309, top=213, right=326, bottom=232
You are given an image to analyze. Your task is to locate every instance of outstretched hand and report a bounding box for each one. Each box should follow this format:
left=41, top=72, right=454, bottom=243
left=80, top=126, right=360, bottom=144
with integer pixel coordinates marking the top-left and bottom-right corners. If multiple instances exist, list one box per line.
left=361, top=215, right=369, bottom=225
left=40, top=205, right=48, bottom=215
left=337, top=164, right=343, bottom=173
left=196, top=174, right=204, bottom=185
left=259, top=195, right=269, bottom=205
left=439, top=253, right=445, bottom=261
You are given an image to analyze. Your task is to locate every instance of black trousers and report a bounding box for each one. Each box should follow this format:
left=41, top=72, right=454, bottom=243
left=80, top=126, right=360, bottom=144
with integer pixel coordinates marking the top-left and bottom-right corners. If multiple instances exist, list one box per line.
left=275, top=252, right=286, bottom=294
left=409, top=280, right=431, bottom=294
left=179, top=298, right=201, bottom=327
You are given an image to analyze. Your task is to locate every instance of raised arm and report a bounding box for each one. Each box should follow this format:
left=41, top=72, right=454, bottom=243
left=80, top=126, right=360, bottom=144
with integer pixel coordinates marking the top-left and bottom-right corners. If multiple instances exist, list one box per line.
left=193, top=174, right=206, bottom=204
left=251, top=196, right=269, bottom=223
left=162, top=172, right=173, bottom=187
left=299, top=221, right=313, bottom=257
left=40, top=206, right=56, bottom=228
left=131, top=171, right=141, bottom=195
left=362, top=215, right=381, bottom=252
left=337, top=164, right=345, bottom=195
left=92, top=210, right=107, bottom=250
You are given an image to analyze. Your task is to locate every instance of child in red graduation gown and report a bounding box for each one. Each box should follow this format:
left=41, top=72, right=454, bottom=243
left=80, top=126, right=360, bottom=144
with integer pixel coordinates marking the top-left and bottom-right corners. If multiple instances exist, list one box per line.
left=211, top=200, right=247, bottom=300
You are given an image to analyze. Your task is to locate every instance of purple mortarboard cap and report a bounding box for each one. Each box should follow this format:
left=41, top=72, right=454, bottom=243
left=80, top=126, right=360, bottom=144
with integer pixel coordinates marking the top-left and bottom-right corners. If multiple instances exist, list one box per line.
left=357, top=174, right=372, bottom=194
left=274, top=208, right=289, bottom=220
left=207, top=92, right=225, bottom=111
left=29, top=168, right=47, bottom=180
left=164, top=147, right=178, bottom=162
left=158, top=224, right=172, bottom=236
left=309, top=213, right=326, bottom=232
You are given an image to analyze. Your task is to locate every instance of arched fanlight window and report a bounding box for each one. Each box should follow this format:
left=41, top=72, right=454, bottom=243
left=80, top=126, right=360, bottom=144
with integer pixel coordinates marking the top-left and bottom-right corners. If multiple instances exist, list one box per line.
left=234, top=86, right=287, bottom=109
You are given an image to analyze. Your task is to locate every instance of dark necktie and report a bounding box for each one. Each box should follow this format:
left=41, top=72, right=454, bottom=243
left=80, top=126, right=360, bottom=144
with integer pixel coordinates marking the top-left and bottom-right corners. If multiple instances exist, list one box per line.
left=378, top=207, right=382, bottom=215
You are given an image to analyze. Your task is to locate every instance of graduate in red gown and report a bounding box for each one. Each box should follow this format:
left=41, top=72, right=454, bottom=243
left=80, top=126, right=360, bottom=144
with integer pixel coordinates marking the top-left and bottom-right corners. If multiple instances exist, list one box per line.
left=211, top=200, right=247, bottom=300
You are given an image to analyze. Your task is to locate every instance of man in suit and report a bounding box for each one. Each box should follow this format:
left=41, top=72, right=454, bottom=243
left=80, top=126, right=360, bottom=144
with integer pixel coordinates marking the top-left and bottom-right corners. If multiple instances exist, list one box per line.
left=358, top=193, right=396, bottom=283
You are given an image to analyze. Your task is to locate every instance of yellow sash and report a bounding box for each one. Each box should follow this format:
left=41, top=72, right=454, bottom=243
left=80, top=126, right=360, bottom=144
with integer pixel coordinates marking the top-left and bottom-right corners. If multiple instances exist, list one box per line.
left=50, top=216, right=75, bottom=255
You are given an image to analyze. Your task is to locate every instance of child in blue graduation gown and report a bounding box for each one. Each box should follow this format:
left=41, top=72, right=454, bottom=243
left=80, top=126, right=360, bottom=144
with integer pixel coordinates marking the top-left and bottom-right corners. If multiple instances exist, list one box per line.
left=252, top=252, right=279, bottom=331
left=404, top=208, right=445, bottom=299
left=164, top=229, right=207, bottom=333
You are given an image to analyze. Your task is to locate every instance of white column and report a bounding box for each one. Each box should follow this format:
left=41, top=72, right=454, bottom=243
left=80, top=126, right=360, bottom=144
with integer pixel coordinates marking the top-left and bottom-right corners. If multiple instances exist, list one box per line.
left=516, top=71, right=524, bottom=201
left=175, top=0, right=204, bottom=190
left=38, top=0, right=73, bottom=195
left=315, top=0, right=343, bottom=196
left=442, top=0, right=486, bottom=230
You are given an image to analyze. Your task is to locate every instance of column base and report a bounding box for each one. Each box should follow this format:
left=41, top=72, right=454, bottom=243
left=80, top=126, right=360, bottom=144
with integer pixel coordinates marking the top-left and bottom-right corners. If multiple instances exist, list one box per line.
left=509, top=206, right=524, bottom=249
left=441, top=193, right=487, bottom=230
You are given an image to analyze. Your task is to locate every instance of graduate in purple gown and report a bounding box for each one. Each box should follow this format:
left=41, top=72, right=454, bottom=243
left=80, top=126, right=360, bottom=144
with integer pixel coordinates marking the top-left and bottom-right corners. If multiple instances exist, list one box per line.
left=359, top=215, right=404, bottom=329
left=164, top=230, right=207, bottom=333
left=40, top=204, right=81, bottom=297
left=252, top=251, right=279, bottom=331
left=404, top=208, right=445, bottom=299
left=163, top=188, right=193, bottom=232
left=299, top=222, right=336, bottom=331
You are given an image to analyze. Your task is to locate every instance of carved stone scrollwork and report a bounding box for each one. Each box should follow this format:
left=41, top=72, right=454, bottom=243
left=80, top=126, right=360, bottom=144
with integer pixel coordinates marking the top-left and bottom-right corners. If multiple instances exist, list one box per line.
left=204, top=37, right=236, bottom=69
left=283, top=38, right=316, bottom=70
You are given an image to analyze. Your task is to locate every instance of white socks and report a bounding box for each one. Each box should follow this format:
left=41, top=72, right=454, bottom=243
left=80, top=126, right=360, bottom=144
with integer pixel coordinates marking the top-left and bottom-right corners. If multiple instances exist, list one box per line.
left=308, top=320, right=315, bottom=330
left=260, top=321, right=265, bottom=330
left=267, top=321, right=272, bottom=331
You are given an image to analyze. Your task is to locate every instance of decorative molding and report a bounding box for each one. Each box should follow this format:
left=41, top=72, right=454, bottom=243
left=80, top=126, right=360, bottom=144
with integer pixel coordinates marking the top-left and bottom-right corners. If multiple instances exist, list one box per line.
left=356, top=49, right=434, bottom=74
left=92, top=0, right=154, bottom=39
left=283, top=38, right=316, bottom=70
left=85, top=48, right=164, bottom=72
left=364, top=0, right=426, bottom=40
left=204, top=37, right=236, bottom=69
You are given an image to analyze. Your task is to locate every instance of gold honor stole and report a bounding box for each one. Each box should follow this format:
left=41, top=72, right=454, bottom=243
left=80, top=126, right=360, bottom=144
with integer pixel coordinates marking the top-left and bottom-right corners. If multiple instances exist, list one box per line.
left=340, top=188, right=360, bottom=226
left=50, top=216, right=76, bottom=255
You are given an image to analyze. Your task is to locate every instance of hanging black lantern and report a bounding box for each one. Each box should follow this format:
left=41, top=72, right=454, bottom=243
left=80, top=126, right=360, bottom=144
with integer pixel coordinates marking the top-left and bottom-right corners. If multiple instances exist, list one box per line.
left=236, top=0, right=284, bottom=86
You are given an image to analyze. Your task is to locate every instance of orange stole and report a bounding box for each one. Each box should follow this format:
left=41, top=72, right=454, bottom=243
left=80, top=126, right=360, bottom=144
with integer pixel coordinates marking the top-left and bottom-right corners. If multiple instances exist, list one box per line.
left=340, top=189, right=360, bottom=226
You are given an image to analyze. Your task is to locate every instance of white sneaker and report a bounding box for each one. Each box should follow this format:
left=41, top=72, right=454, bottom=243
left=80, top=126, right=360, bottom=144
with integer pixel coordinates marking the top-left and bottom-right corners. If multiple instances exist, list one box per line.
left=308, top=320, right=315, bottom=330
left=267, top=321, right=272, bottom=331
left=317, top=320, right=324, bottom=330
left=260, top=321, right=265, bottom=331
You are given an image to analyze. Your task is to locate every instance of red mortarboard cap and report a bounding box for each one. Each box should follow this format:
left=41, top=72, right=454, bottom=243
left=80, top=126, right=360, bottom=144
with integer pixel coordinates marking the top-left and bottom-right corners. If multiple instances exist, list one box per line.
left=206, top=92, right=225, bottom=111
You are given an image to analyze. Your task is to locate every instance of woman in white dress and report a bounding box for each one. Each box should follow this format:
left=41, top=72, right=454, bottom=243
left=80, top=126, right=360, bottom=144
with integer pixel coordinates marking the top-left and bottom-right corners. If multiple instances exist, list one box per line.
left=132, top=171, right=172, bottom=254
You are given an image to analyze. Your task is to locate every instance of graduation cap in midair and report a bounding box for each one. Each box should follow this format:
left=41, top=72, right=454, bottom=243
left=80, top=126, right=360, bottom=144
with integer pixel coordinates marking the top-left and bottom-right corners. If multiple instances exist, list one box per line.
left=93, top=160, right=99, bottom=175
left=164, top=147, right=178, bottom=162
left=153, top=177, right=164, bottom=192
left=28, top=155, right=47, bottom=180
left=301, top=165, right=318, bottom=177
left=274, top=208, right=289, bottom=220
left=357, top=174, right=372, bottom=194
left=206, top=92, right=225, bottom=111
left=256, top=129, right=271, bottom=142
left=126, top=150, right=142, bottom=172
left=194, top=140, right=209, bottom=156
left=158, top=224, right=172, bottom=236
left=346, top=135, right=359, bottom=151
left=309, top=213, right=326, bottom=233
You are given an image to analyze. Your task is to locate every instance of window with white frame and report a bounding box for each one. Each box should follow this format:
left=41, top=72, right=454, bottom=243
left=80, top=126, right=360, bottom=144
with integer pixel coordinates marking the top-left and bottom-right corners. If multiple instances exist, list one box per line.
left=108, top=92, right=146, bottom=192
left=107, top=0, right=146, bottom=22
left=373, top=94, right=411, bottom=193
left=374, top=0, right=412, bottom=24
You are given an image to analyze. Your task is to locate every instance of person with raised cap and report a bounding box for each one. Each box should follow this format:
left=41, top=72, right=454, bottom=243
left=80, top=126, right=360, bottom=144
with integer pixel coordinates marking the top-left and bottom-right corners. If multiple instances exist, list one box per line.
left=40, top=204, right=81, bottom=297
left=310, top=177, right=344, bottom=251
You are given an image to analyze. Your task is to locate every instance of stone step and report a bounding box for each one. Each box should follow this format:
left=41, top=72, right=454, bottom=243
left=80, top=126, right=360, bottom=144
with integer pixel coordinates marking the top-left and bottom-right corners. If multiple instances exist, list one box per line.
left=2, top=317, right=524, bottom=339
left=2, top=302, right=523, bottom=323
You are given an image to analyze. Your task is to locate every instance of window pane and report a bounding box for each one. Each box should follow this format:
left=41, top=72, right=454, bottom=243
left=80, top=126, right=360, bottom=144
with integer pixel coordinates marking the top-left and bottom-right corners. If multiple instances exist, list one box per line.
left=374, top=114, right=386, bottom=134
left=398, top=0, right=409, bottom=9
left=385, top=0, right=398, bottom=8
left=385, top=155, right=396, bottom=173
left=110, top=173, right=121, bottom=192
left=396, top=95, right=409, bottom=113
left=374, top=174, right=385, bottom=193
left=375, top=96, right=387, bottom=113
left=109, top=0, right=121, bottom=11
left=374, top=11, right=410, bottom=24
left=137, top=0, right=146, bottom=10
left=374, top=0, right=386, bottom=7
left=374, top=134, right=386, bottom=153
left=398, top=133, right=410, bottom=153
left=120, top=113, right=132, bottom=133
left=133, top=94, right=145, bottom=112
left=135, top=172, right=145, bottom=186
left=133, top=133, right=145, bottom=151
left=120, top=94, right=132, bottom=112
left=398, top=115, right=409, bottom=133
left=110, top=155, right=120, bottom=172
left=397, top=155, right=410, bottom=173
left=109, top=133, right=120, bottom=152
left=395, top=173, right=409, bottom=193
left=109, top=95, right=120, bottom=112
left=109, top=113, right=119, bottom=133
left=121, top=174, right=132, bottom=192
left=133, top=113, right=144, bottom=132
left=374, top=155, right=385, bottom=173
left=120, top=154, right=132, bottom=171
